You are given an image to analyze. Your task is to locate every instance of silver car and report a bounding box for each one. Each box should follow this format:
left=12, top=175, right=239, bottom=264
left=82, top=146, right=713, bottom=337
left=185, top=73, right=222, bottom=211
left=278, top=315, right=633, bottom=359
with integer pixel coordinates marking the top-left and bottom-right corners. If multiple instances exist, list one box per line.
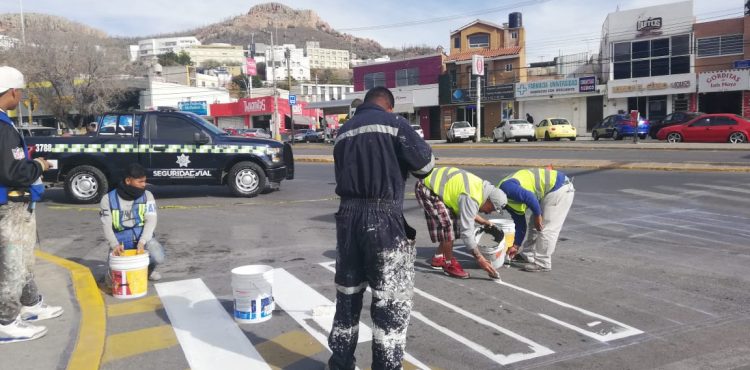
left=493, top=119, right=536, bottom=142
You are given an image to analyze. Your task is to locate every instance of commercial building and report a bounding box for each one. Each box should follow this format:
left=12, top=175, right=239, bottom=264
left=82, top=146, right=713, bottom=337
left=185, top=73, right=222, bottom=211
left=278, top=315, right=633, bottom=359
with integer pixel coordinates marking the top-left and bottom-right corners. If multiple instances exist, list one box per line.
left=694, top=11, right=750, bottom=115
left=294, top=83, right=354, bottom=103
left=441, top=14, right=527, bottom=138
left=186, top=43, right=246, bottom=68
left=305, top=41, right=350, bottom=70
left=139, top=81, right=231, bottom=115
left=265, top=44, right=311, bottom=84
left=209, top=96, right=319, bottom=131
left=134, top=36, right=201, bottom=60
left=601, top=1, right=696, bottom=122
left=352, top=54, right=444, bottom=139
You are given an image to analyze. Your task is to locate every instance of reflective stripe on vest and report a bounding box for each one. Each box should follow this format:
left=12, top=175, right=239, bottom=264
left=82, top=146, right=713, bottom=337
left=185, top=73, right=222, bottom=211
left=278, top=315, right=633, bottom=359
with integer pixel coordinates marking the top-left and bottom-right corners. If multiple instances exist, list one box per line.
left=0, top=112, right=44, bottom=204
left=109, top=191, right=147, bottom=232
left=500, top=168, right=558, bottom=215
left=423, top=167, right=484, bottom=214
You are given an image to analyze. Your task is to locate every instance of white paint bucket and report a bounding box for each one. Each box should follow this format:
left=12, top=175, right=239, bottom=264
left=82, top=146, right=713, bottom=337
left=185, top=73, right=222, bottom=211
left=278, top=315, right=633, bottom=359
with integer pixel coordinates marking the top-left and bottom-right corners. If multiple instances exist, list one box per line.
left=475, top=228, right=506, bottom=270
left=231, top=265, right=275, bottom=324
left=490, top=218, right=516, bottom=250
left=110, top=251, right=150, bottom=299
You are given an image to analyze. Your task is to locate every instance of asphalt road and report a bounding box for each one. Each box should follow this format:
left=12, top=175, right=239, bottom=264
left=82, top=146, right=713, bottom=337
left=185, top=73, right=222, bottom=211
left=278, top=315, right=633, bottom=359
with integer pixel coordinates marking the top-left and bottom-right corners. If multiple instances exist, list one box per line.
left=32, top=163, right=750, bottom=369
left=293, top=143, right=750, bottom=165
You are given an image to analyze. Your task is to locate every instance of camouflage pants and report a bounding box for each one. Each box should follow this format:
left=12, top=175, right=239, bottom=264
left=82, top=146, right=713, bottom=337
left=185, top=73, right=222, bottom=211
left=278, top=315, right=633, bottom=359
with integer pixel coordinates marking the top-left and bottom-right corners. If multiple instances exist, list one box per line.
left=0, top=202, right=40, bottom=324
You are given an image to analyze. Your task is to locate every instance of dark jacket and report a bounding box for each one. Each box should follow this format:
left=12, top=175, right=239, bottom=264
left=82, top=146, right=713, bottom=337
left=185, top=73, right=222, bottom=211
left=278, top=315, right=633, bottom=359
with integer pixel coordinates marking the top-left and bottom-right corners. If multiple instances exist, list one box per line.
left=0, top=112, right=43, bottom=188
left=333, top=103, right=434, bottom=202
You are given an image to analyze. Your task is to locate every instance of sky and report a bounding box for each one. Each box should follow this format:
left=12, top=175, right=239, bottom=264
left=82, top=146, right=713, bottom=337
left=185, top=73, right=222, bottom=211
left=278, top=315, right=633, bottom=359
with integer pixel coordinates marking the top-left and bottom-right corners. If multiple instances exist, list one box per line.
left=0, top=0, right=744, bottom=62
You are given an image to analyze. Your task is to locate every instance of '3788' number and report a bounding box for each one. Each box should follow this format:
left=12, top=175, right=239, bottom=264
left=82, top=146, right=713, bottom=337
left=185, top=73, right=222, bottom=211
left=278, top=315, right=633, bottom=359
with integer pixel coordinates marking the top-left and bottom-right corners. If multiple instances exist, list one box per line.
left=34, top=144, right=53, bottom=153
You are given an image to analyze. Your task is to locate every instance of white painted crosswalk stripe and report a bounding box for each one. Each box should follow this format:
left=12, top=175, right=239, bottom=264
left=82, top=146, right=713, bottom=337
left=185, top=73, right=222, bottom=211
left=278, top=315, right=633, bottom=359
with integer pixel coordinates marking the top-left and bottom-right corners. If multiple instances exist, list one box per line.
left=155, top=279, right=272, bottom=370
left=686, top=183, right=750, bottom=195
left=619, top=188, right=680, bottom=200
left=318, top=261, right=554, bottom=366
left=274, top=267, right=431, bottom=370
left=451, top=248, right=643, bottom=342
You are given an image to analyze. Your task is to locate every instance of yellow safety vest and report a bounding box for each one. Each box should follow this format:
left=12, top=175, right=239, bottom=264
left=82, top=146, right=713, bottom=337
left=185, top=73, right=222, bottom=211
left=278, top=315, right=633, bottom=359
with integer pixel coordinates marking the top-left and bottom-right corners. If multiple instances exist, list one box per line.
left=423, top=167, right=485, bottom=214
left=499, top=168, right=558, bottom=215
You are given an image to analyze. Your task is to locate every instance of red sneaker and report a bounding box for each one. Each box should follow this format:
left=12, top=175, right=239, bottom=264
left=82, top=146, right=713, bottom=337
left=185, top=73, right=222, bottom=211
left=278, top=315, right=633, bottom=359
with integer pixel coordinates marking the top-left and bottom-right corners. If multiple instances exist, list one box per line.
left=443, top=258, right=470, bottom=279
left=430, top=255, right=445, bottom=270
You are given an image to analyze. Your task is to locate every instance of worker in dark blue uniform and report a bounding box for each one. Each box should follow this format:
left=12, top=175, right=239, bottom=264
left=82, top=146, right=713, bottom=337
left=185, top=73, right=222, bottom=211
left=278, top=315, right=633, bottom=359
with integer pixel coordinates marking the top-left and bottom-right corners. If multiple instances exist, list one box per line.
left=329, top=87, right=435, bottom=370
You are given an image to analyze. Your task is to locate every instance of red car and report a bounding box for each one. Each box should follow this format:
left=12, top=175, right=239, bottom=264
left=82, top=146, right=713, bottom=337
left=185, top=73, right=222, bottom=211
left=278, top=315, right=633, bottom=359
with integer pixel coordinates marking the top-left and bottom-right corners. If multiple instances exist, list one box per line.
left=656, top=114, right=750, bottom=143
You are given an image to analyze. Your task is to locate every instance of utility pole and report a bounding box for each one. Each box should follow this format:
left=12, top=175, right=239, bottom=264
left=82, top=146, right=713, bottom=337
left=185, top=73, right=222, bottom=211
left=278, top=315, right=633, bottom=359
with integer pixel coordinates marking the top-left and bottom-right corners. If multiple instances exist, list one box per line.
left=19, top=0, right=25, bottom=44
left=286, top=47, right=294, bottom=144
left=264, top=28, right=280, bottom=141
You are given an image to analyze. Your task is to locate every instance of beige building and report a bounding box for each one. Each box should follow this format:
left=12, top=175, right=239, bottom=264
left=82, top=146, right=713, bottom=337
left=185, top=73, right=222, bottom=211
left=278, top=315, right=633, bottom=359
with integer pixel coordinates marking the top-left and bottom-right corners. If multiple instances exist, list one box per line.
left=187, top=43, right=246, bottom=67
left=305, top=41, right=350, bottom=70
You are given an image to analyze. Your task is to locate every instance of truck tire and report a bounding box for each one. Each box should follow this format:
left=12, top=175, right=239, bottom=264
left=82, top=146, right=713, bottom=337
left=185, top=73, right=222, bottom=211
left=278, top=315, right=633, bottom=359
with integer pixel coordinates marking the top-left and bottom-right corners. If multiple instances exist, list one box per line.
left=64, top=165, right=108, bottom=204
left=228, top=161, right=266, bottom=198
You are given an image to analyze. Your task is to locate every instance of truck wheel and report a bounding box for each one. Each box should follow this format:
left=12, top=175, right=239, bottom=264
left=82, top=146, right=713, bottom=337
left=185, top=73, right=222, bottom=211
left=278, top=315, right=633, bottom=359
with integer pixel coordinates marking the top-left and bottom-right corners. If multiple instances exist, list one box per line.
left=228, top=161, right=266, bottom=198
left=64, top=165, right=108, bottom=204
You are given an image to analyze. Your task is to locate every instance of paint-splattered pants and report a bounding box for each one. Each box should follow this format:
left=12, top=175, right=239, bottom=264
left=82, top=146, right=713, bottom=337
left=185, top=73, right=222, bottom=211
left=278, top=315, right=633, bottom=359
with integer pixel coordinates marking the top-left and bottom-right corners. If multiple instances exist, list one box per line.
left=0, top=202, right=40, bottom=324
left=328, top=199, right=416, bottom=370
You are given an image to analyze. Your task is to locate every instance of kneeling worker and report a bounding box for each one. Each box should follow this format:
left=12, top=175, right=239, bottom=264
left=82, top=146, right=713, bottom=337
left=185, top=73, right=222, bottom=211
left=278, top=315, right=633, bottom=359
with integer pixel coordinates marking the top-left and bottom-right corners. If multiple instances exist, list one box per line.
left=100, top=163, right=164, bottom=281
left=416, top=167, right=508, bottom=279
left=499, top=168, right=575, bottom=272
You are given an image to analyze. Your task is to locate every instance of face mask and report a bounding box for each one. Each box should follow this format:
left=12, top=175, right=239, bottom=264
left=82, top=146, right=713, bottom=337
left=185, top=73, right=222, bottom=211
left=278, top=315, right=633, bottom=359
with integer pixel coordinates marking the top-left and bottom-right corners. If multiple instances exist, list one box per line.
left=116, top=180, right=145, bottom=201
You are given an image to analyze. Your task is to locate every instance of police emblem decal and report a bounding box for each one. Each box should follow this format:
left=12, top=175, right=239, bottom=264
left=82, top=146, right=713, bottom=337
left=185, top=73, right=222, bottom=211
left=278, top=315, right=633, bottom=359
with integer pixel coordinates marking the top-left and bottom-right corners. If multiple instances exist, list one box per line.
left=176, top=154, right=191, bottom=168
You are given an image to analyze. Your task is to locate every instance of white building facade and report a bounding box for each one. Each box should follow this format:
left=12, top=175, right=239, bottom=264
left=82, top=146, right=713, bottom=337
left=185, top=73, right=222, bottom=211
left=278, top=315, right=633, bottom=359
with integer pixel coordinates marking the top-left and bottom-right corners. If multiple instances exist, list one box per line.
left=600, top=1, right=696, bottom=121
left=135, top=36, right=201, bottom=60
left=265, top=44, right=311, bottom=83
left=305, top=41, right=350, bottom=70
left=139, top=81, right=231, bottom=115
left=295, top=83, right=354, bottom=103
left=186, top=43, right=246, bottom=67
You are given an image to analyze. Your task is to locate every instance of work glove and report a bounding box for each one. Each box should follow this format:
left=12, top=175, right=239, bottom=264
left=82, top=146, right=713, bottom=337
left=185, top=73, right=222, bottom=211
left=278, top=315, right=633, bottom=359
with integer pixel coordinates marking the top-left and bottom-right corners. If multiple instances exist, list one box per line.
left=482, top=224, right=504, bottom=243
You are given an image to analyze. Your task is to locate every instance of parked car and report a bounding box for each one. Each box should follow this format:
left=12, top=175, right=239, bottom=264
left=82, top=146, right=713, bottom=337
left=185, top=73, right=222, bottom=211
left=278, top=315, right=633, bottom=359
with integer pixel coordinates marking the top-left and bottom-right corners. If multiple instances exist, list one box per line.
left=591, top=114, right=649, bottom=140
left=656, top=114, right=750, bottom=143
left=294, top=129, right=323, bottom=143
left=447, top=121, right=476, bottom=143
left=411, top=124, right=424, bottom=139
left=648, top=112, right=703, bottom=139
left=534, top=118, right=577, bottom=141
left=493, top=119, right=535, bottom=142
left=224, top=127, right=240, bottom=136
left=238, top=128, right=271, bottom=139
left=20, top=126, right=57, bottom=137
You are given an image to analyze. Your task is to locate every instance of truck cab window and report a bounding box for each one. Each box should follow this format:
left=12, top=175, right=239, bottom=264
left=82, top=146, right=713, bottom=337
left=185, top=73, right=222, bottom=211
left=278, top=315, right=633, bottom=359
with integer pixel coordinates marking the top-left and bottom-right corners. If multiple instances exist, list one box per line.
left=154, top=115, right=203, bottom=143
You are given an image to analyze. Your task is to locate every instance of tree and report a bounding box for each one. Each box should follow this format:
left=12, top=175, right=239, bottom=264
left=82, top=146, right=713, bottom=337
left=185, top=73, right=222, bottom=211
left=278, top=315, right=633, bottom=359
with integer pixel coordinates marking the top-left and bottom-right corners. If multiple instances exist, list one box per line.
left=229, top=73, right=264, bottom=98
left=5, top=32, right=141, bottom=129
left=158, top=50, right=192, bottom=66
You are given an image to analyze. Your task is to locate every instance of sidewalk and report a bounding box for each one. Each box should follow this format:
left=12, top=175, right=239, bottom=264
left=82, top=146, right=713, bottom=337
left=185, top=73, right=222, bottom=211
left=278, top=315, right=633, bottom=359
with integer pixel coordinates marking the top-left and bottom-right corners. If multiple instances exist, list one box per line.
left=0, top=252, right=88, bottom=370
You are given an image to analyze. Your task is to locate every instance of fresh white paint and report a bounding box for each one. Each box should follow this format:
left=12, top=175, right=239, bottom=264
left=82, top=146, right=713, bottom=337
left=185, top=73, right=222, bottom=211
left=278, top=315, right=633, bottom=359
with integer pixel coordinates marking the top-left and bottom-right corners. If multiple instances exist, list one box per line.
left=155, top=279, right=272, bottom=370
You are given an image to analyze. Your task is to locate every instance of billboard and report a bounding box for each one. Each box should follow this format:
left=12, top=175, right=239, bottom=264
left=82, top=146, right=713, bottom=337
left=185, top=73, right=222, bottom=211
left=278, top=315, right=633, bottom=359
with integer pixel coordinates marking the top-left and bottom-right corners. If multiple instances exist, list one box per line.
left=178, top=101, right=208, bottom=116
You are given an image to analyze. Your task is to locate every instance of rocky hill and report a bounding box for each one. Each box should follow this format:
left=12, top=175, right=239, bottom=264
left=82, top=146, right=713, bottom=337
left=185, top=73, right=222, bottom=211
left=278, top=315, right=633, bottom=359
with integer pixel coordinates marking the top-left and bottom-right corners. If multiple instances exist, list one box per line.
left=0, top=3, right=437, bottom=60
left=0, top=13, right=108, bottom=39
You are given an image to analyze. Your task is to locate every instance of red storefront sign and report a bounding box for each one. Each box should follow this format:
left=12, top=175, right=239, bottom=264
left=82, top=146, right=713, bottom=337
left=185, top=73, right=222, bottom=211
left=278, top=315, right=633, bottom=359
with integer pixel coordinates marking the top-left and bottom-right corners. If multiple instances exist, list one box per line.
left=210, top=97, right=317, bottom=118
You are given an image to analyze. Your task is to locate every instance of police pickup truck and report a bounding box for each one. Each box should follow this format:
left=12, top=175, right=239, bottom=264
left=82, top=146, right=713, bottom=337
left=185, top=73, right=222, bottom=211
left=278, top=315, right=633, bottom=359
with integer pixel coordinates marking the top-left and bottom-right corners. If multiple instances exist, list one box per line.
left=26, top=110, right=294, bottom=203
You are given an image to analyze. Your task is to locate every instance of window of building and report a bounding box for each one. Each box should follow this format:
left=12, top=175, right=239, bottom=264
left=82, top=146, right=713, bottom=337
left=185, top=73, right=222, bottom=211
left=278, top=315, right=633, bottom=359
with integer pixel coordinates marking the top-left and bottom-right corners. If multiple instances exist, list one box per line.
left=396, top=68, right=420, bottom=86
left=364, top=72, right=386, bottom=89
left=468, top=33, right=490, bottom=48
left=612, top=34, right=691, bottom=79
left=454, top=37, right=460, bottom=49
left=505, top=64, right=513, bottom=72
left=698, top=34, right=742, bottom=57
left=511, top=31, right=518, bottom=39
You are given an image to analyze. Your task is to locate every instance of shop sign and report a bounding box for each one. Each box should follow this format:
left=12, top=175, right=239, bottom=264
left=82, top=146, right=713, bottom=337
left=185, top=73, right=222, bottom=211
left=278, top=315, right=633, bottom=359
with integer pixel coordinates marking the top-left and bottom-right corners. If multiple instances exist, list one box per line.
left=451, top=83, right=514, bottom=103
left=637, top=17, right=662, bottom=32
left=734, top=59, right=750, bottom=69
left=698, top=70, right=750, bottom=93
left=515, top=76, right=597, bottom=98
left=243, top=98, right=267, bottom=113
left=177, top=101, right=207, bottom=116
left=607, top=74, right=696, bottom=98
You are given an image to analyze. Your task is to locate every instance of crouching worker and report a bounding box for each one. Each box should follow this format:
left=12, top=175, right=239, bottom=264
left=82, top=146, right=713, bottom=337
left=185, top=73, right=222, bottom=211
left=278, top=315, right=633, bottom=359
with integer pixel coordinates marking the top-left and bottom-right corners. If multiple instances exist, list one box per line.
left=100, top=163, right=164, bottom=282
left=416, top=166, right=508, bottom=279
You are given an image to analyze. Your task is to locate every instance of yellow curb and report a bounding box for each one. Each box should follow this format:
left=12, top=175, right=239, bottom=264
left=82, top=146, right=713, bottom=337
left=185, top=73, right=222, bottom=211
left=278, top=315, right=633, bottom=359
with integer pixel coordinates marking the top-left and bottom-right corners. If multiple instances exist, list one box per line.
left=295, top=155, right=750, bottom=173
left=36, top=251, right=105, bottom=370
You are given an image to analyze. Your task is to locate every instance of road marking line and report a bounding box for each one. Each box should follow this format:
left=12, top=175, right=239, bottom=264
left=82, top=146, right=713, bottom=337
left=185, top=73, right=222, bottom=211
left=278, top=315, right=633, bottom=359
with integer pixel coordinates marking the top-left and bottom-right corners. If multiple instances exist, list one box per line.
left=155, top=278, right=271, bottom=370
left=655, top=185, right=750, bottom=204
left=255, top=330, right=325, bottom=370
left=275, top=268, right=430, bottom=370
left=107, top=295, right=163, bottom=317
left=619, top=188, right=680, bottom=200
left=686, top=183, right=750, bottom=195
left=451, top=248, right=644, bottom=342
left=101, top=325, right=178, bottom=363
left=35, top=251, right=106, bottom=370
left=319, top=261, right=552, bottom=366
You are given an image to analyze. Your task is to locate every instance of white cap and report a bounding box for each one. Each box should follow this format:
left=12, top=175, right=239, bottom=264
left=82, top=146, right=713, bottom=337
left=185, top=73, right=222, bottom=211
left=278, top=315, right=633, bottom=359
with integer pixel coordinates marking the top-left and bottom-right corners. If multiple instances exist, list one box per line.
left=0, top=66, right=26, bottom=94
left=484, top=183, right=508, bottom=213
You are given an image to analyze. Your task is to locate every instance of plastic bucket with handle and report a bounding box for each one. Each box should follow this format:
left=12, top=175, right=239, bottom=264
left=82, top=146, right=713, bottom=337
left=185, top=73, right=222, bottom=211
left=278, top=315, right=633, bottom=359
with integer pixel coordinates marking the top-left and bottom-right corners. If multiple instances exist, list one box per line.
left=110, top=250, right=150, bottom=299
left=231, top=265, right=275, bottom=324
left=474, top=227, right=506, bottom=270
